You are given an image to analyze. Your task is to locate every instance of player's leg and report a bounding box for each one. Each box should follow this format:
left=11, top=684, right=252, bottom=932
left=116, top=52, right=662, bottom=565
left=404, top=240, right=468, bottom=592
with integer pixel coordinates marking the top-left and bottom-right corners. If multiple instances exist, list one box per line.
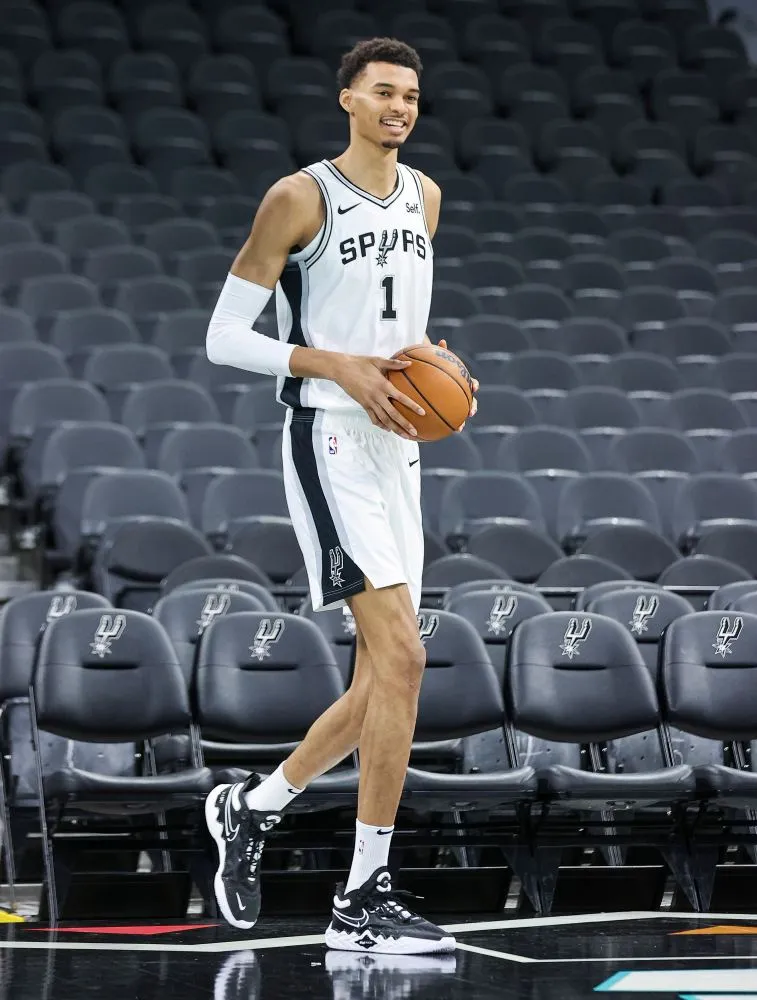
left=325, top=580, right=454, bottom=954
left=205, top=622, right=373, bottom=929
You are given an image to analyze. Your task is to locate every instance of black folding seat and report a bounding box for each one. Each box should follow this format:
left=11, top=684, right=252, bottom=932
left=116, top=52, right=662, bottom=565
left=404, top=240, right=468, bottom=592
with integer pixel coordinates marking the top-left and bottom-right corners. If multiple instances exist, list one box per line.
left=633, top=318, right=730, bottom=362
left=143, top=219, right=219, bottom=272
left=1, top=162, right=73, bottom=211
left=0, top=216, right=38, bottom=248
left=157, top=424, right=259, bottom=527
left=30, top=49, right=103, bottom=116
left=564, top=387, right=640, bottom=434
left=33, top=421, right=144, bottom=500
left=692, top=124, right=756, bottom=180
left=0, top=307, right=35, bottom=344
left=150, top=310, right=210, bottom=371
left=212, top=110, right=292, bottom=182
left=29, top=607, right=214, bottom=920
left=611, top=21, right=678, bottom=86
left=651, top=69, right=718, bottom=137
left=499, top=65, right=569, bottom=132
left=500, top=287, right=574, bottom=330
left=609, top=229, right=671, bottom=274
left=193, top=358, right=267, bottom=424
left=659, top=554, right=751, bottom=588
left=470, top=386, right=538, bottom=447
left=136, top=4, right=207, bottom=73
left=423, top=62, right=493, bottom=130
left=466, top=524, right=563, bottom=582
left=585, top=587, right=693, bottom=677
left=169, top=166, right=240, bottom=212
left=0, top=103, right=44, bottom=152
left=225, top=520, right=304, bottom=584
left=696, top=524, right=757, bottom=578
left=0, top=343, right=69, bottom=452
left=294, top=112, right=350, bottom=166
left=572, top=65, right=643, bottom=137
left=462, top=14, right=530, bottom=87
left=499, top=0, right=569, bottom=29
left=610, top=428, right=699, bottom=476
left=718, top=429, right=757, bottom=479
left=55, top=1, right=129, bottom=68
left=132, top=108, right=211, bottom=177
left=187, top=54, right=260, bottom=123
left=505, top=611, right=694, bottom=910
left=662, top=178, right=728, bottom=210
left=163, top=558, right=275, bottom=607
left=53, top=215, right=130, bottom=265
left=438, top=471, right=545, bottom=546
left=201, top=470, right=288, bottom=548
left=51, top=105, right=128, bottom=179
left=623, top=287, right=685, bottom=332
left=9, top=379, right=108, bottom=454
left=82, top=344, right=173, bottom=415
left=121, top=379, right=218, bottom=459
left=422, top=553, right=508, bottom=589
left=113, top=276, right=197, bottom=339
left=653, top=258, right=718, bottom=317
left=504, top=351, right=579, bottom=394
left=0, top=588, right=114, bottom=889
left=265, top=56, right=333, bottom=128
left=713, top=289, right=757, bottom=351
left=557, top=472, right=661, bottom=549
left=497, top=425, right=592, bottom=477
left=308, top=10, right=379, bottom=69
left=472, top=150, right=532, bottom=200
left=510, top=227, right=573, bottom=281
left=388, top=12, right=458, bottom=68
left=454, top=316, right=530, bottom=361
left=108, top=52, right=182, bottom=121
left=82, top=164, right=158, bottom=212
left=557, top=318, right=628, bottom=359
left=668, top=389, right=746, bottom=435
left=709, top=580, right=757, bottom=611
left=421, top=433, right=482, bottom=474
left=501, top=174, right=572, bottom=213
left=153, top=588, right=267, bottom=684
left=24, top=194, right=96, bottom=245
left=534, top=17, right=604, bottom=83
left=0, top=49, right=23, bottom=103
left=431, top=228, right=479, bottom=263
left=83, top=247, right=162, bottom=307
left=681, top=23, right=748, bottom=78
left=0, top=3, right=50, bottom=69
left=672, top=473, right=757, bottom=550
left=715, top=354, right=757, bottom=398
left=90, top=516, right=211, bottom=611
left=563, top=256, right=625, bottom=320
left=18, top=275, right=99, bottom=337
left=574, top=579, right=665, bottom=611
left=584, top=176, right=648, bottom=211
left=697, top=231, right=757, bottom=276
left=211, top=6, right=288, bottom=80
left=537, top=554, right=632, bottom=588
left=579, top=525, right=679, bottom=582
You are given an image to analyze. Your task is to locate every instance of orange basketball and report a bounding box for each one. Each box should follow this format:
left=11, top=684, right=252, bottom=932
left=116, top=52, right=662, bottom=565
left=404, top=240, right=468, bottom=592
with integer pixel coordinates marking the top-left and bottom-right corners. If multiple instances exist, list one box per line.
left=387, top=344, right=474, bottom=442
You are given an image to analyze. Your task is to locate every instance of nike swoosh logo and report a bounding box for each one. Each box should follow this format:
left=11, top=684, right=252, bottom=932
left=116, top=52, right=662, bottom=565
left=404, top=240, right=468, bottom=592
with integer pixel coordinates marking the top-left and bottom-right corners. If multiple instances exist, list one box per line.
left=333, top=907, right=369, bottom=928
left=224, top=791, right=240, bottom=841
left=337, top=203, right=360, bottom=215
left=235, top=892, right=246, bottom=911
left=408, top=459, right=419, bottom=468
left=377, top=828, right=393, bottom=834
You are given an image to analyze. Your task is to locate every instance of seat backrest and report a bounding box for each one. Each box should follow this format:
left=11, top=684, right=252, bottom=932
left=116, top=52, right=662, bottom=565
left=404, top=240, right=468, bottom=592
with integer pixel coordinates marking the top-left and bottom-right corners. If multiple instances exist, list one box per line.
left=708, top=580, right=757, bottom=610
left=91, top=518, right=211, bottom=611
left=662, top=612, right=757, bottom=743
left=507, top=612, right=658, bottom=742
left=34, top=609, right=191, bottom=741
left=81, top=469, right=188, bottom=537
left=161, top=554, right=273, bottom=595
left=586, top=588, right=694, bottom=678
left=195, top=612, right=344, bottom=743
left=152, top=589, right=266, bottom=683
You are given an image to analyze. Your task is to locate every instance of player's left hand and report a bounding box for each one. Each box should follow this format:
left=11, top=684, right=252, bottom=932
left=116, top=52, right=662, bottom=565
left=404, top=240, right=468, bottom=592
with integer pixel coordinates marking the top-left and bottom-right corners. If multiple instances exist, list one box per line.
left=438, top=339, right=478, bottom=432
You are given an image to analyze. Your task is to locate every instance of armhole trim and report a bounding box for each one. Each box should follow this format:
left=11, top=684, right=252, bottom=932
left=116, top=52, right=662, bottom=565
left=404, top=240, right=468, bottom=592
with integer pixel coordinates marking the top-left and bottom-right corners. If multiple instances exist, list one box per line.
left=407, top=165, right=430, bottom=239
left=286, top=168, right=332, bottom=268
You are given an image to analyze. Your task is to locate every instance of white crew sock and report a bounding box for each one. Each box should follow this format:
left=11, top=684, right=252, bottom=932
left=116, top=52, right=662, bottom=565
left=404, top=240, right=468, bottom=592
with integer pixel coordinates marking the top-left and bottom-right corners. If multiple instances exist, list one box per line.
left=242, top=763, right=303, bottom=814
left=344, top=820, right=395, bottom=894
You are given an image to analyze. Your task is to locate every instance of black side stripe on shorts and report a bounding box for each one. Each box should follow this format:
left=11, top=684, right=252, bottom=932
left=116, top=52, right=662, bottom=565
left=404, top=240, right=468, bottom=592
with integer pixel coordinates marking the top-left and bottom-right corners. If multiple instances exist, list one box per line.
left=289, top=411, right=366, bottom=604
left=279, top=264, right=306, bottom=410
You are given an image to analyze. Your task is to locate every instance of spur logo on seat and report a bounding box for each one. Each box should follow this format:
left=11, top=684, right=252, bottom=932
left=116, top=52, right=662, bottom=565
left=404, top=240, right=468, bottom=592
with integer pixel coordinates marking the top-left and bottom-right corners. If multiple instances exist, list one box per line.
left=45, top=594, right=77, bottom=622
left=560, top=617, right=592, bottom=659
left=417, top=613, right=439, bottom=644
left=713, top=615, right=743, bottom=658
left=195, top=593, right=231, bottom=634
left=628, top=595, right=659, bottom=636
left=249, top=618, right=284, bottom=661
left=487, top=595, right=518, bottom=637
left=90, top=614, right=126, bottom=658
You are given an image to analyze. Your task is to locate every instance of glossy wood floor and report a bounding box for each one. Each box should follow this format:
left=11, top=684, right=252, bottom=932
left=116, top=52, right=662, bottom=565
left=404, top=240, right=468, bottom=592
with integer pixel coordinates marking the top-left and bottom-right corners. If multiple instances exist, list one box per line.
left=3, top=911, right=757, bottom=999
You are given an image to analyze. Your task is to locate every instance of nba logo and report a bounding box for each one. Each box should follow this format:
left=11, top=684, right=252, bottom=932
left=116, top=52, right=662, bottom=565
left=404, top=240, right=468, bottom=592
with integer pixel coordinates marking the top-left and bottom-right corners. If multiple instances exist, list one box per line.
left=328, top=435, right=338, bottom=455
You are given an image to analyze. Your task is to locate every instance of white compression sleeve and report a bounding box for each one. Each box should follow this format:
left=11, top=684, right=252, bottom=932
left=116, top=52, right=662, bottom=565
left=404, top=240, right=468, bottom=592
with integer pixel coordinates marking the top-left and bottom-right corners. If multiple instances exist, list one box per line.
left=205, top=273, right=296, bottom=377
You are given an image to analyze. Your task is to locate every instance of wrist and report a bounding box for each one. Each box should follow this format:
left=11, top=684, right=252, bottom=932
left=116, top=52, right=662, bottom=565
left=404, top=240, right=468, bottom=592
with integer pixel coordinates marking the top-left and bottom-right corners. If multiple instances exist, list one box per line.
left=289, top=346, right=349, bottom=382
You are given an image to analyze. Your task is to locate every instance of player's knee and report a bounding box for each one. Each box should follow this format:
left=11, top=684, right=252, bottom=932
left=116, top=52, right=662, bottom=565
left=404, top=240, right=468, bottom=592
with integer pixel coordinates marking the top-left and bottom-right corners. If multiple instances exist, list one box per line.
left=383, top=633, right=426, bottom=696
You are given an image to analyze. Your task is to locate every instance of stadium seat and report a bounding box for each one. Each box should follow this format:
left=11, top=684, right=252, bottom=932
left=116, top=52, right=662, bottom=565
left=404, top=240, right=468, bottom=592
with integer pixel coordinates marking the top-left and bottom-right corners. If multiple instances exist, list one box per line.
left=557, top=473, right=661, bottom=549
left=579, top=525, right=680, bottom=581
left=161, top=554, right=274, bottom=598
left=466, top=524, right=563, bottom=582
left=708, top=581, right=757, bottom=611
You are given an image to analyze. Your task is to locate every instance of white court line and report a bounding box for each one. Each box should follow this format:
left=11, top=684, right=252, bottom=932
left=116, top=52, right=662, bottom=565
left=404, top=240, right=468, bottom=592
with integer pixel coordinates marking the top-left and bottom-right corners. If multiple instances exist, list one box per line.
left=455, top=942, right=535, bottom=963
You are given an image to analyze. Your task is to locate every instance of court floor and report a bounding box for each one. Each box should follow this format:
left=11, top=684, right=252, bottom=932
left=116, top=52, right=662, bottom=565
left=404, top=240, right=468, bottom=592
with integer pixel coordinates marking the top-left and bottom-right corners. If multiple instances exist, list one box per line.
left=5, top=911, right=757, bottom=998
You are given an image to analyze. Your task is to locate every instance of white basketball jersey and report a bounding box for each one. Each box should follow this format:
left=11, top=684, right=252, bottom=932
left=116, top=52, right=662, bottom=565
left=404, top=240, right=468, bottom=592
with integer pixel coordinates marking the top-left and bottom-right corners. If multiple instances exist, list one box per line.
left=274, top=159, right=434, bottom=413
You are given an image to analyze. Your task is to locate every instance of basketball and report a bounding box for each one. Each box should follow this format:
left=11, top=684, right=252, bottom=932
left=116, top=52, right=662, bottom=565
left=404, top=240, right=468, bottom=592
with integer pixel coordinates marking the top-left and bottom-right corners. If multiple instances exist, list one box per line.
left=387, top=344, right=474, bottom=441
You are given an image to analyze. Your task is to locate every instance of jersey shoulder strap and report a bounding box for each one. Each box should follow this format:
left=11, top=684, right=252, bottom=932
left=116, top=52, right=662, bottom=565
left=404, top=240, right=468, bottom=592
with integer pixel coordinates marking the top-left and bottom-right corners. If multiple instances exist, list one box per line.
left=397, top=163, right=430, bottom=237
left=287, top=162, right=334, bottom=268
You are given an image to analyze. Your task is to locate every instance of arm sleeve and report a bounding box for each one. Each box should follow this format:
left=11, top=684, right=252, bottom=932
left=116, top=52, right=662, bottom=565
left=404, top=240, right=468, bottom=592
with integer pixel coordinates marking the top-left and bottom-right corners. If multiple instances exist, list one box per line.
left=205, top=273, right=296, bottom=377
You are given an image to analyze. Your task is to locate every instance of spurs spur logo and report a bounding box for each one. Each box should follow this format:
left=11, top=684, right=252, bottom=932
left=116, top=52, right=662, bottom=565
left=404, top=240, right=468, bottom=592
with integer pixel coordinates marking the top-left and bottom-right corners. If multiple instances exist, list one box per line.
left=90, top=614, right=126, bottom=658
left=249, top=618, right=284, bottom=661
left=329, top=546, right=344, bottom=589
left=560, top=617, right=592, bottom=659
left=417, top=613, right=439, bottom=644
left=45, top=595, right=77, bottom=622
left=487, top=595, right=518, bottom=637
left=713, top=616, right=743, bottom=658
left=195, top=593, right=231, bottom=634
left=628, top=595, right=659, bottom=636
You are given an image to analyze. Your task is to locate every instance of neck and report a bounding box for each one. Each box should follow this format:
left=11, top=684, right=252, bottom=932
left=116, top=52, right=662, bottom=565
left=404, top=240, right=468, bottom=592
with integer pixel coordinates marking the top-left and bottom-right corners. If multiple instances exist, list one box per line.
left=332, top=135, right=399, bottom=200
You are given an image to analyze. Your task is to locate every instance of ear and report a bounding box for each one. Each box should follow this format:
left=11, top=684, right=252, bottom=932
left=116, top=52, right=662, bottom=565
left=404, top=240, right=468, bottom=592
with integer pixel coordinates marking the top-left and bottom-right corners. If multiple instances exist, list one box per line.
left=339, top=88, right=352, bottom=115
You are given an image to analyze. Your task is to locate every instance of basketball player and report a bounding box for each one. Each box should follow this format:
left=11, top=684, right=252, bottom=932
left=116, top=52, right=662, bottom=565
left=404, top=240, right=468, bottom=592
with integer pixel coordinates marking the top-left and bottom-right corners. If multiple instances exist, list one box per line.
left=203, top=38, right=477, bottom=954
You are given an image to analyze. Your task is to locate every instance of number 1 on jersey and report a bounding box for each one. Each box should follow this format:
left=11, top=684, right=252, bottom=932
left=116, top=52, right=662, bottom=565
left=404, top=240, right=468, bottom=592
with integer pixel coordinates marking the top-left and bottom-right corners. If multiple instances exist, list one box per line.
left=380, top=275, right=397, bottom=320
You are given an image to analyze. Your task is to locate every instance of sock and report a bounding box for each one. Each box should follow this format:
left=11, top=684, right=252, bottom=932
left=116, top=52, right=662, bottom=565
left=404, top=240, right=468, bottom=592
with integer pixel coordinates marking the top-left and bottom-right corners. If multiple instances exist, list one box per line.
left=344, top=820, right=394, bottom=894
left=242, top=763, right=303, bottom=814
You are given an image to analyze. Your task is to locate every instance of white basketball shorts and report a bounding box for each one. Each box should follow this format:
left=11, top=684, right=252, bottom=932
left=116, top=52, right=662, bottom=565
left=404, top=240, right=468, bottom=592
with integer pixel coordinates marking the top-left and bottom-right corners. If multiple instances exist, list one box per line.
left=282, top=406, right=423, bottom=613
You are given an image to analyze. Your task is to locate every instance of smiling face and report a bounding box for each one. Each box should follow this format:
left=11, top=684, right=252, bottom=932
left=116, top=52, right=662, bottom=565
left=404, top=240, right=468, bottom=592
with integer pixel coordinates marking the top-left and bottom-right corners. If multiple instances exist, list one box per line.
left=339, top=60, right=420, bottom=150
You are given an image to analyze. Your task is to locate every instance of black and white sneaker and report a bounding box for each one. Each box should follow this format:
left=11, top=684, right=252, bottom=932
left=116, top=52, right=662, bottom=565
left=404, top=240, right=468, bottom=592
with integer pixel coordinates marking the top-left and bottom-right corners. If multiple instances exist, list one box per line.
left=204, top=774, right=282, bottom=930
left=324, top=867, right=456, bottom=955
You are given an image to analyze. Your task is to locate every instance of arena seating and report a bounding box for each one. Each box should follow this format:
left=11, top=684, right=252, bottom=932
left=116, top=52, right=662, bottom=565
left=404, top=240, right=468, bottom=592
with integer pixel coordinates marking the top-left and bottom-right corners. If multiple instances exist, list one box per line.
left=3, top=0, right=757, bottom=919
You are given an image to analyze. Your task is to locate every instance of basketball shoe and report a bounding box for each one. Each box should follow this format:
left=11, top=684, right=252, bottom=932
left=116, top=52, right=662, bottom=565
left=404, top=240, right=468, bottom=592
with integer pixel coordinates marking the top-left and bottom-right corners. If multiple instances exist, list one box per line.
left=204, top=774, right=282, bottom=929
left=325, top=867, right=456, bottom=954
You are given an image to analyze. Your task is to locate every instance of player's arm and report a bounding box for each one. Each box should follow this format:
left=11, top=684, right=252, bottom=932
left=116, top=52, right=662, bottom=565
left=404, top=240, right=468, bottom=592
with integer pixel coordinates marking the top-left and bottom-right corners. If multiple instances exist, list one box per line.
left=205, top=173, right=424, bottom=439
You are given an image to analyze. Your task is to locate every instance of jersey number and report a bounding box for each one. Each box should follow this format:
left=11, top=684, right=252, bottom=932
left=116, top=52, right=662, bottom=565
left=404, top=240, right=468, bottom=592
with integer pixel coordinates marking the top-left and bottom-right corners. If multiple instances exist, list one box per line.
left=380, top=276, right=397, bottom=320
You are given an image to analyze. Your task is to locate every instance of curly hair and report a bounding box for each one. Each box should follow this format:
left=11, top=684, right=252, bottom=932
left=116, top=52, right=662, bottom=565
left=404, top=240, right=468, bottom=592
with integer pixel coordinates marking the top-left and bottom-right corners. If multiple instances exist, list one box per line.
left=337, top=37, right=423, bottom=91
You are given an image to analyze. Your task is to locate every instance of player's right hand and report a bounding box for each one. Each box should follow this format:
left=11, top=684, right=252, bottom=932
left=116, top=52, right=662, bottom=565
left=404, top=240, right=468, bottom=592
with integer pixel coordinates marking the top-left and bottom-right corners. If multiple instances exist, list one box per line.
left=334, top=355, right=425, bottom=440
